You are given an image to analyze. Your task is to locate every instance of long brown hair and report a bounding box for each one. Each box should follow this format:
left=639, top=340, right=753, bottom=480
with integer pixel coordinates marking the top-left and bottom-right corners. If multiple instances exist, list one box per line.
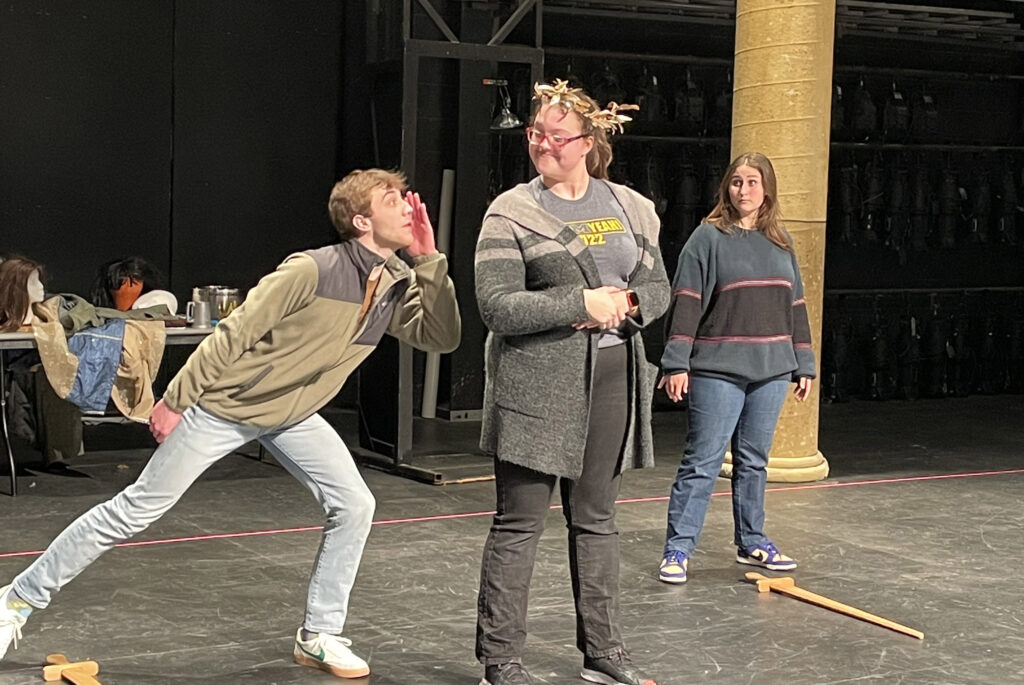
left=529, top=92, right=614, bottom=180
left=704, top=151, right=792, bottom=251
left=0, top=256, right=45, bottom=332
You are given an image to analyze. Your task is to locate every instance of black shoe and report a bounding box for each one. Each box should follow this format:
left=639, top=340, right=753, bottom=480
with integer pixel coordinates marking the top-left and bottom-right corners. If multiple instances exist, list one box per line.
left=480, top=661, right=535, bottom=685
left=582, top=649, right=657, bottom=685
left=42, top=461, right=90, bottom=478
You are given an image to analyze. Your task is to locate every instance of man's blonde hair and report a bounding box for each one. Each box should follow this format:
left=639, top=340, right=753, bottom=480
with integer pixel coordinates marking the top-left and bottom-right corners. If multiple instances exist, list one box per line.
left=328, top=169, right=408, bottom=241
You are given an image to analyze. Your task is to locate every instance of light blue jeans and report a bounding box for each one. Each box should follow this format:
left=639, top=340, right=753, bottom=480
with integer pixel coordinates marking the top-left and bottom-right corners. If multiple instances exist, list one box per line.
left=13, top=406, right=375, bottom=634
left=664, top=375, right=789, bottom=557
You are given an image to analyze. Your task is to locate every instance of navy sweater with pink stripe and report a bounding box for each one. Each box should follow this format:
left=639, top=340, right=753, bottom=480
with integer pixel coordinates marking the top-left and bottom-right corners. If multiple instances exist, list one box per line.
left=661, top=222, right=816, bottom=383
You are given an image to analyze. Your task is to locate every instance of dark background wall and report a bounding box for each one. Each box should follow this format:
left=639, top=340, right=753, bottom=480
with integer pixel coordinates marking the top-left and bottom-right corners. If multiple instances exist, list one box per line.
left=1, top=0, right=349, bottom=303
left=171, top=0, right=345, bottom=292
left=1, top=1, right=174, bottom=293
left=3, top=0, right=1022, bottom=419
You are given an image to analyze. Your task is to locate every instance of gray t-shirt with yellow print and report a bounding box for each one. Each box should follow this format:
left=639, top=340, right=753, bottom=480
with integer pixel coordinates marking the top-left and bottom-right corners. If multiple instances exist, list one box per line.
left=531, top=176, right=638, bottom=346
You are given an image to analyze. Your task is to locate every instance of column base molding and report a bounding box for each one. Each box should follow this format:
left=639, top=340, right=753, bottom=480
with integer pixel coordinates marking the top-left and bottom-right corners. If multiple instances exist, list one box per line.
left=721, top=451, right=829, bottom=483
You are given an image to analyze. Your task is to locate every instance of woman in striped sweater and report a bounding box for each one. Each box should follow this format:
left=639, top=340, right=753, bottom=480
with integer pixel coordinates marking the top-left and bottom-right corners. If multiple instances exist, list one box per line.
left=657, top=152, right=815, bottom=585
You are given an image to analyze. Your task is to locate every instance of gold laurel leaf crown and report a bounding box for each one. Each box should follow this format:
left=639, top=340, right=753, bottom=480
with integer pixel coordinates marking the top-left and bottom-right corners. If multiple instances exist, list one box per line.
left=532, top=79, right=639, bottom=135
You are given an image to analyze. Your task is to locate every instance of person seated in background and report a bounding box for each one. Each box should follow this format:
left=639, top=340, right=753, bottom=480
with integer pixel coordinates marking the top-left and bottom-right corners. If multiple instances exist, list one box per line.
left=1, top=255, right=173, bottom=473
left=90, top=256, right=167, bottom=311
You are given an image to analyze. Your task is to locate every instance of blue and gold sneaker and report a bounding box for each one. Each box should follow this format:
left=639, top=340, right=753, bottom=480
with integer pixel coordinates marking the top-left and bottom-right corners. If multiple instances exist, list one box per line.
left=1, top=584, right=32, bottom=660
left=736, top=541, right=797, bottom=571
left=658, top=551, right=688, bottom=584
left=293, top=628, right=369, bottom=678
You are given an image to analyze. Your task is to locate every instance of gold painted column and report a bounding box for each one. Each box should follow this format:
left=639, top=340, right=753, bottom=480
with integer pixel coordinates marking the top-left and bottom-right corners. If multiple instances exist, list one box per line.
left=722, top=0, right=835, bottom=482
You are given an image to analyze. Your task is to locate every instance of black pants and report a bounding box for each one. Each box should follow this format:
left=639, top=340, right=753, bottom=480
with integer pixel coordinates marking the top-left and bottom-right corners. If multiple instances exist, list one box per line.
left=476, top=343, right=629, bottom=665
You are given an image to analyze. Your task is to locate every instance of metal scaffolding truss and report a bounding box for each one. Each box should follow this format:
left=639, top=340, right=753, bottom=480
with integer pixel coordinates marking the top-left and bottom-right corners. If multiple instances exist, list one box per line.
left=364, top=0, right=544, bottom=475
left=399, top=0, right=544, bottom=177
left=539, top=0, right=1024, bottom=50
left=839, top=1, right=1024, bottom=49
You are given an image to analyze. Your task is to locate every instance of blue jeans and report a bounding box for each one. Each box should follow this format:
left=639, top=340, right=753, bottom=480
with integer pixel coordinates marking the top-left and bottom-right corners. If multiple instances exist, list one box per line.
left=664, top=375, right=789, bottom=557
left=13, top=406, right=375, bottom=635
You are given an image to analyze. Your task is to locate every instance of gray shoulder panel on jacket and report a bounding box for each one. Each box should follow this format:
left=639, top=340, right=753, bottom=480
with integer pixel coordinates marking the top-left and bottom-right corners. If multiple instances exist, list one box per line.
left=304, top=242, right=380, bottom=305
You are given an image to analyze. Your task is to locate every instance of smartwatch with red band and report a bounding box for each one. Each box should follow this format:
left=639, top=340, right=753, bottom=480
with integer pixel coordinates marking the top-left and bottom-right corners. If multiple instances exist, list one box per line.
left=626, top=289, right=640, bottom=314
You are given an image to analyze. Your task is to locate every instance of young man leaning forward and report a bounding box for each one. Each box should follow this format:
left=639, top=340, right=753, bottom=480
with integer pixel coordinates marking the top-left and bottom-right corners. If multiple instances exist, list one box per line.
left=0, top=168, right=461, bottom=679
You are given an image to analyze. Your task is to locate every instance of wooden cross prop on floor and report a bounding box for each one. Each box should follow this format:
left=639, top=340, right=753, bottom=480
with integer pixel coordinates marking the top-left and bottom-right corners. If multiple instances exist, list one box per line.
left=746, top=572, right=924, bottom=640
left=42, top=654, right=102, bottom=684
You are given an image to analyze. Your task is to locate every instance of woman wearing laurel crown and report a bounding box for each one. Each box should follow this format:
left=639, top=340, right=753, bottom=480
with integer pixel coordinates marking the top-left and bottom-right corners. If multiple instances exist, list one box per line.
left=473, top=79, right=669, bottom=685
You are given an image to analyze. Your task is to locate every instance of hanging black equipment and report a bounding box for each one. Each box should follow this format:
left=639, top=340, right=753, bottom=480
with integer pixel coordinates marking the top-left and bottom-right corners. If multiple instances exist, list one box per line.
left=867, top=299, right=895, bottom=401
left=977, top=309, right=1004, bottom=395
left=663, top=162, right=701, bottom=275
left=861, top=159, right=885, bottom=246
left=674, top=67, right=706, bottom=136
left=883, top=80, right=910, bottom=143
left=676, top=163, right=701, bottom=243
left=996, top=166, right=1018, bottom=246
left=937, top=168, right=960, bottom=249
left=893, top=311, right=921, bottom=400
left=948, top=307, right=974, bottom=398
left=886, top=163, right=911, bottom=264
left=969, top=171, right=992, bottom=244
left=564, top=58, right=586, bottom=90
left=822, top=302, right=853, bottom=403
left=1008, top=312, right=1024, bottom=394
left=830, top=83, right=844, bottom=140
left=910, top=87, right=939, bottom=142
left=923, top=299, right=950, bottom=397
left=590, top=62, right=626, bottom=111
left=707, top=71, right=732, bottom=137
left=850, top=77, right=877, bottom=142
left=910, top=164, right=932, bottom=253
left=837, top=165, right=859, bottom=245
left=704, top=163, right=723, bottom=213
left=636, top=65, right=668, bottom=128
left=631, top=147, right=668, bottom=217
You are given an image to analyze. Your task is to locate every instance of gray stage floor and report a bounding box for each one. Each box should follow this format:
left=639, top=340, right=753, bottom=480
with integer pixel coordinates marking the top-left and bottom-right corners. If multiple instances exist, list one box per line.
left=1, top=396, right=1022, bottom=684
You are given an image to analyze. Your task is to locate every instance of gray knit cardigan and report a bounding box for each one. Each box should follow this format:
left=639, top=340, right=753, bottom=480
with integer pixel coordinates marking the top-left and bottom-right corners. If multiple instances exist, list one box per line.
left=474, top=180, right=671, bottom=479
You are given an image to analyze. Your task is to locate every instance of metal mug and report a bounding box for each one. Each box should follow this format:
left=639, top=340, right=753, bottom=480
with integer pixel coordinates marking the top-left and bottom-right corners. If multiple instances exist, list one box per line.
left=186, top=299, right=212, bottom=328
left=211, top=287, right=241, bottom=321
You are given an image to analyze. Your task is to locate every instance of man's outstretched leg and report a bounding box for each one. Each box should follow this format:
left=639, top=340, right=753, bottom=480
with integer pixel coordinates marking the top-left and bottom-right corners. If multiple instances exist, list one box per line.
left=260, top=413, right=375, bottom=679
left=0, top=406, right=253, bottom=659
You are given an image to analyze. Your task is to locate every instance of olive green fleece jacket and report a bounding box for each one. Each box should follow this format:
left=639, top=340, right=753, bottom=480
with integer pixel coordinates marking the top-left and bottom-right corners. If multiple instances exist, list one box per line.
left=162, top=241, right=460, bottom=427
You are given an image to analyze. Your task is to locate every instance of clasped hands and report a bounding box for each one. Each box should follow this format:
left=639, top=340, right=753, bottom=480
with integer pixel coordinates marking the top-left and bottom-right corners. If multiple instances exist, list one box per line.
left=575, top=286, right=634, bottom=331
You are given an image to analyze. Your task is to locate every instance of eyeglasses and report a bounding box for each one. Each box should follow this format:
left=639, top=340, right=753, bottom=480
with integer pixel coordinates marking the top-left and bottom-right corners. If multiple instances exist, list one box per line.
left=525, top=127, right=589, bottom=147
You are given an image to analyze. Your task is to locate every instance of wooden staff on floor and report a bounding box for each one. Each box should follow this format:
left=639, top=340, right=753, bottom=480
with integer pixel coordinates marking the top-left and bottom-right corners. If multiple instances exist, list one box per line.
left=43, top=653, right=102, bottom=684
left=746, top=572, right=924, bottom=640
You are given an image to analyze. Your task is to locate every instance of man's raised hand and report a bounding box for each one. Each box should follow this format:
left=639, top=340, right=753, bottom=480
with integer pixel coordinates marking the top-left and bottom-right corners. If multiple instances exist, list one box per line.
left=406, top=191, right=437, bottom=257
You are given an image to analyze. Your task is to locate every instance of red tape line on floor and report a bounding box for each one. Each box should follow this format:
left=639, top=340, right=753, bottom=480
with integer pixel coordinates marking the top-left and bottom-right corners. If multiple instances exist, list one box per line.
left=1, top=467, right=1021, bottom=560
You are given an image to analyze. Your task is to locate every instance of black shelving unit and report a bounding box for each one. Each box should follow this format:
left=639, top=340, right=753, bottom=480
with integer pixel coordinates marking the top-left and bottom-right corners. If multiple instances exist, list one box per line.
left=357, top=0, right=1024, bottom=464
left=823, top=3, right=1024, bottom=402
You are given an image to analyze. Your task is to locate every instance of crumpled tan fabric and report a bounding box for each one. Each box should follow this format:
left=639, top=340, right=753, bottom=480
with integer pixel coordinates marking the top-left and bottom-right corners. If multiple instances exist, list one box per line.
left=31, top=297, right=167, bottom=422
left=30, top=298, right=79, bottom=399
left=110, top=320, right=166, bottom=421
